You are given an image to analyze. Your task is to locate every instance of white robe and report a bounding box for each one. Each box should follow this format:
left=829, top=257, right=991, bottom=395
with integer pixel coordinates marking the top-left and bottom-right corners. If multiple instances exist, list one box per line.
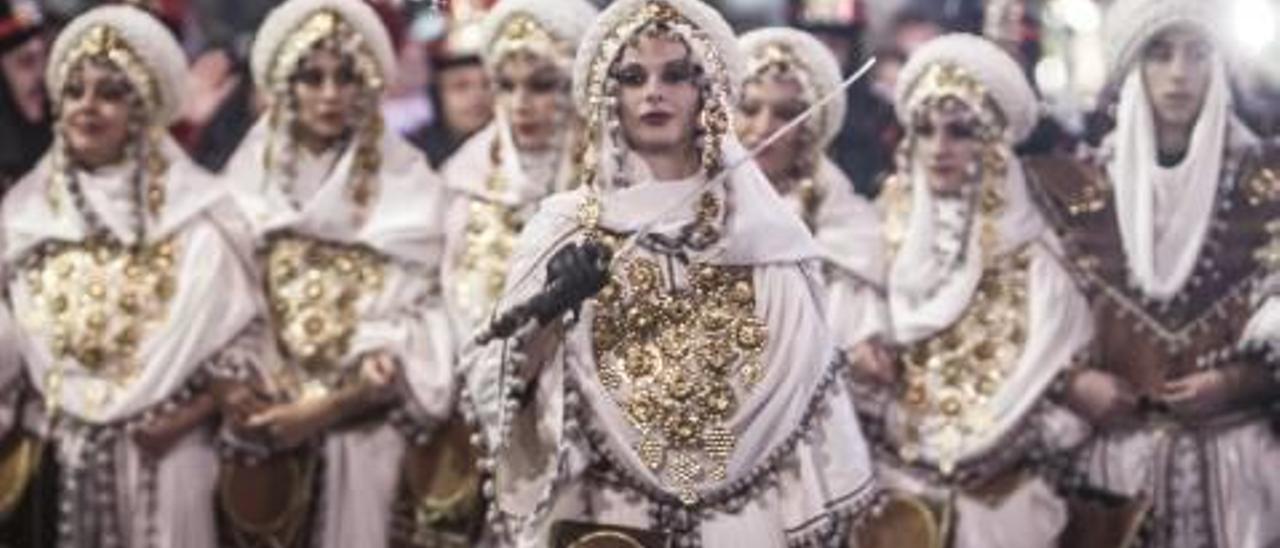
left=777, top=158, right=888, bottom=352
left=865, top=158, right=1094, bottom=548
left=440, top=121, right=571, bottom=350
left=468, top=151, right=880, bottom=547
left=223, top=119, right=455, bottom=548
left=1, top=143, right=259, bottom=548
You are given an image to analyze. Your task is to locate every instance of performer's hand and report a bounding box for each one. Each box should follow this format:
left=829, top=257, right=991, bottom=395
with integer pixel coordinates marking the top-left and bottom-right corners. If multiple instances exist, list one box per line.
left=848, top=339, right=898, bottom=385
left=359, top=351, right=399, bottom=389
left=541, top=241, right=612, bottom=323
left=245, top=399, right=331, bottom=450
left=1065, top=369, right=1140, bottom=427
left=1161, top=365, right=1276, bottom=419
left=132, top=393, right=217, bottom=459
left=355, top=351, right=401, bottom=410
left=213, top=380, right=274, bottom=431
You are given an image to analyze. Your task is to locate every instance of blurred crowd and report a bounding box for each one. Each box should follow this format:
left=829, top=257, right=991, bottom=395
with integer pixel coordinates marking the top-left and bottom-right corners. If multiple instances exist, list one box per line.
left=5, top=0, right=1274, bottom=199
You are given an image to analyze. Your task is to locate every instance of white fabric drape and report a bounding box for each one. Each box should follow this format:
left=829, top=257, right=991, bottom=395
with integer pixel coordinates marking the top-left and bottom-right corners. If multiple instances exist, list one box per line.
left=883, top=153, right=1091, bottom=469
left=470, top=135, right=878, bottom=547
left=224, top=119, right=454, bottom=548
left=4, top=142, right=257, bottom=424
left=1107, top=63, right=1234, bottom=300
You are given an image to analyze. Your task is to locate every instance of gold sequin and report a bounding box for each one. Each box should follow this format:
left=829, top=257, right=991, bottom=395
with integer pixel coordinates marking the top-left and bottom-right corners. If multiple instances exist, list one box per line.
left=265, top=236, right=386, bottom=388
left=592, top=257, right=766, bottom=503
left=451, top=169, right=526, bottom=332
left=895, top=248, right=1031, bottom=474
left=17, top=238, right=180, bottom=382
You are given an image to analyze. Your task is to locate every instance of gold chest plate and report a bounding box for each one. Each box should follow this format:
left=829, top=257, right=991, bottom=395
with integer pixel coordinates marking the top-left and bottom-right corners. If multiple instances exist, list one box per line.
left=591, top=258, right=768, bottom=503
left=265, top=236, right=386, bottom=384
left=895, top=249, right=1031, bottom=474
left=17, top=238, right=179, bottom=382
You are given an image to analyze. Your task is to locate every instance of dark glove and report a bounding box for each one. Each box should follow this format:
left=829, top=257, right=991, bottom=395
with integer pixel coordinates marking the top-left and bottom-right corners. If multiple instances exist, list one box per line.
left=538, top=241, right=612, bottom=323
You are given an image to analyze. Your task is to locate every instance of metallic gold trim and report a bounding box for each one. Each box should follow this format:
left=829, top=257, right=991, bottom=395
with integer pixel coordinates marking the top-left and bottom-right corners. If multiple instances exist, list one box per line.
left=54, top=24, right=160, bottom=118
left=0, top=433, right=43, bottom=519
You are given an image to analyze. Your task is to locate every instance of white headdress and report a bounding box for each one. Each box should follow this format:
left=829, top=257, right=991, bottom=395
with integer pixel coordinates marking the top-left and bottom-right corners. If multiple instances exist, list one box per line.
left=248, top=0, right=401, bottom=224
left=894, top=33, right=1039, bottom=145
left=1102, top=0, right=1221, bottom=90
left=251, top=0, right=397, bottom=93
left=738, top=27, right=846, bottom=150
left=1102, top=0, right=1254, bottom=300
left=480, top=0, right=598, bottom=72
left=46, top=5, right=187, bottom=127
left=888, top=33, right=1042, bottom=341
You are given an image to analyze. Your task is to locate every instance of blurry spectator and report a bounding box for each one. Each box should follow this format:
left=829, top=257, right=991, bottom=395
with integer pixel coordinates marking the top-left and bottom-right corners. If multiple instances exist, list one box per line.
left=409, top=14, right=493, bottom=168
left=888, top=6, right=942, bottom=55
left=831, top=46, right=904, bottom=196
left=824, top=6, right=940, bottom=196
left=0, top=0, right=49, bottom=193
left=187, top=52, right=263, bottom=171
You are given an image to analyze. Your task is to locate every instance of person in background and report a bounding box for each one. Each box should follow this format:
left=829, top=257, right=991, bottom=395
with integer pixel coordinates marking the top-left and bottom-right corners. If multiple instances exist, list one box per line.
left=443, top=0, right=597, bottom=377
left=1039, top=0, right=1280, bottom=546
left=0, top=0, right=50, bottom=193
left=410, top=15, right=494, bottom=168
left=853, top=33, right=1094, bottom=548
left=736, top=26, right=890, bottom=393
left=831, top=6, right=940, bottom=197
left=218, top=0, right=457, bottom=545
left=1, top=6, right=261, bottom=546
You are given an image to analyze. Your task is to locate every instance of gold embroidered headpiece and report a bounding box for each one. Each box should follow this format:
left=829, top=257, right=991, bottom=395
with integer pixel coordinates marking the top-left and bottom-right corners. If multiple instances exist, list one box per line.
left=904, top=62, right=1006, bottom=140
left=490, top=14, right=566, bottom=63
left=266, top=9, right=385, bottom=94
left=53, top=25, right=159, bottom=118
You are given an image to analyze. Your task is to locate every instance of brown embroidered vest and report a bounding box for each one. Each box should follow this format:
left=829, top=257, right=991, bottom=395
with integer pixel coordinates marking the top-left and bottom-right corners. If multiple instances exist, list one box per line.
left=1026, top=147, right=1280, bottom=398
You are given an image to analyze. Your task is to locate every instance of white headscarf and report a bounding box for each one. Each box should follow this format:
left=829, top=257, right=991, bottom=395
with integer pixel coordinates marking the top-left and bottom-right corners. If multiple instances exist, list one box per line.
left=1107, top=56, right=1255, bottom=300
left=887, top=34, right=1044, bottom=343
left=883, top=34, right=1092, bottom=468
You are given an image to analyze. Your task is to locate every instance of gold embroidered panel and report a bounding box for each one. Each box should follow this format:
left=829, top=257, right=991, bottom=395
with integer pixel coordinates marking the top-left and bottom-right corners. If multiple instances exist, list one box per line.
left=17, top=238, right=179, bottom=384
left=895, top=248, right=1030, bottom=475
left=265, top=235, right=386, bottom=391
left=452, top=171, right=523, bottom=330
left=591, top=257, right=767, bottom=504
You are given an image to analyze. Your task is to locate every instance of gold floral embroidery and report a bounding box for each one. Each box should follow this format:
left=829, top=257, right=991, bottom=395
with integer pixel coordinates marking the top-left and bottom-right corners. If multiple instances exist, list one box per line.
left=453, top=171, right=523, bottom=329
left=265, top=236, right=385, bottom=391
left=1244, top=167, right=1280, bottom=207
left=592, top=258, right=767, bottom=504
left=1255, top=220, right=1280, bottom=272
left=18, top=238, right=179, bottom=384
left=895, top=248, right=1031, bottom=475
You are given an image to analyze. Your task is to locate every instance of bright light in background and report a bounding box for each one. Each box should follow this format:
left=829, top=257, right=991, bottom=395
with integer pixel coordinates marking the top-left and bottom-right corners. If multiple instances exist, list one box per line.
left=1233, top=0, right=1278, bottom=56
left=1050, top=0, right=1101, bottom=34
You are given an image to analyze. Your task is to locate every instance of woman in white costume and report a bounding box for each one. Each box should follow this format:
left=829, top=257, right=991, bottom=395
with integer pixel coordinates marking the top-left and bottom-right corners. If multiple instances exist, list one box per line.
left=736, top=27, right=890, bottom=382
left=0, top=5, right=260, bottom=547
left=851, top=34, right=1094, bottom=548
left=468, top=1, right=881, bottom=546
left=218, top=0, right=456, bottom=546
left=441, top=0, right=598, bottom=352
left=1035, top=0, right=1280, bottom=546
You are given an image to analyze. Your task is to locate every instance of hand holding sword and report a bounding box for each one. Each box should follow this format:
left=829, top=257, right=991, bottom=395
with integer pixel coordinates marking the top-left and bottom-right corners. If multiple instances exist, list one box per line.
left=473, top=57, right=878, bottom=348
